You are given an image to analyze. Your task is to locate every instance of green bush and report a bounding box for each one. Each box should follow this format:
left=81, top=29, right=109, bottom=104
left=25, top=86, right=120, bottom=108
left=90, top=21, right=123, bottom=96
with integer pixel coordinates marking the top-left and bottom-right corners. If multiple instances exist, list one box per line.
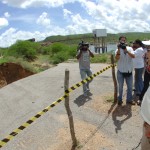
left=67, top=45, right=77, bottom=58
left=51, top=43, right=65, bottom=55
left=0, top=48, right=9, bottom=57
left=7, top=40, right=40, bottom=61
left=39, top=45, right=52, bottom=55
left=0, top=57, right=8, bottom=64
left=51, top=51, right=69, bottom=64
left=49, top=43, right=77, bottom=64
left=91, top=54, right=109, bottom=63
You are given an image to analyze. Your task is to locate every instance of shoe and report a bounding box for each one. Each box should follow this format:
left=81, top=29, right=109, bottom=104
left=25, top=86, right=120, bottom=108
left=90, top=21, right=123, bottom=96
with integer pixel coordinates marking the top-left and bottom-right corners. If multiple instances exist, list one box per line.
left=136, top=93, right=140, bottom=96
left=137, top=100, right=141, bottom=106
left=83, top=93, right=87, bottom=97
left=118, top=101, right=123, bottom=106
left=86, top=88, right=90, bottom=92
left=126, top=101, right=136, bottom=105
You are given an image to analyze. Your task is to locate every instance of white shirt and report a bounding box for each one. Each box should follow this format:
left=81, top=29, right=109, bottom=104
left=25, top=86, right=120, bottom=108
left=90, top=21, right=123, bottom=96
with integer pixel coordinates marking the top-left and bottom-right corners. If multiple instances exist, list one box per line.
left=77, top=50, right=90, bottom=69
left=141, top=86, right=150, bottom=125
left=133, top=47, right=144, bottom=68
left=115, top=46, right=134, bottom=73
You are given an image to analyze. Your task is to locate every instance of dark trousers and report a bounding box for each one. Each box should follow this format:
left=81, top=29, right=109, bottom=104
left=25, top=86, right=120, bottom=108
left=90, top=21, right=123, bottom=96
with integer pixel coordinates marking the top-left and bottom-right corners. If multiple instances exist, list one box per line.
left=139, top=71, right=150, bottom=101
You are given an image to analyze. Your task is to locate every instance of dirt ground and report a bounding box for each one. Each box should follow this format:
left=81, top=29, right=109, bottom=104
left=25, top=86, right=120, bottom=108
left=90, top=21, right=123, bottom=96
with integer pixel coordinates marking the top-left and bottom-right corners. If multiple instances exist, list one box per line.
left=45, top=93, right=141, bottom=150
left=0, top=63, right=34, bottom=88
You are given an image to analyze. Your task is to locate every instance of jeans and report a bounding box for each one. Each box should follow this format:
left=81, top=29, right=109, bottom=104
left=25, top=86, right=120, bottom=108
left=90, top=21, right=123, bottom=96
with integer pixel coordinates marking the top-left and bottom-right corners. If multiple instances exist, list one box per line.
left=117, top=70, right=133, bottom=102
left=139, top=70, right=150, bottom=101
left=80, top=68, right=92, bottom=94
left=134, top=68, right=144, bottom=95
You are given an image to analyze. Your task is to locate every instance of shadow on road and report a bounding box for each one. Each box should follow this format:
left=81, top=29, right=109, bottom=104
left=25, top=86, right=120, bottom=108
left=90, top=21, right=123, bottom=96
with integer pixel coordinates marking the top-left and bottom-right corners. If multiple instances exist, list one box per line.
left=74, top=91, right=93, bottom=107
left=112, top=104, right=132, bottom=133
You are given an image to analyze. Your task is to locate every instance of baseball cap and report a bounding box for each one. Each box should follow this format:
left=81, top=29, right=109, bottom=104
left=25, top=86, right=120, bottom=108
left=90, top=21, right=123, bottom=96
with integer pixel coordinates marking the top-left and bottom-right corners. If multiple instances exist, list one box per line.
left=141, top=87, right=150, bottom=125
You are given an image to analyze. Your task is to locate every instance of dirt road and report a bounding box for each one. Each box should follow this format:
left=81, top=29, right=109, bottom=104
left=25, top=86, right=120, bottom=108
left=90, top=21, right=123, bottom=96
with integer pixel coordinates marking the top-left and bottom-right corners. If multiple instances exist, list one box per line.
left=0, top=62, right=142, bottom=150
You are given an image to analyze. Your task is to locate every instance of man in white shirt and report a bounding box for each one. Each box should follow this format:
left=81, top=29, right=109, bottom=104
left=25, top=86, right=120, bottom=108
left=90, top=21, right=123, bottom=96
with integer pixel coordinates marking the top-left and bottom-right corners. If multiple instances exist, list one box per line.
left=115, top=36, right=135, bottom=105
left=132, top=40, right=144, bottom=98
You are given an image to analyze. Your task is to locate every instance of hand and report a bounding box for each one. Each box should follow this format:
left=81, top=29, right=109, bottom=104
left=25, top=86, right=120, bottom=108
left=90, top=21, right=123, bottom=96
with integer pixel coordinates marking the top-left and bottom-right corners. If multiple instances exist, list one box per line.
left=117, top=45, right=120, bottom=49
left=144, top=122, right=150, bottom=138
left=124, top=48, right=128, bottom=54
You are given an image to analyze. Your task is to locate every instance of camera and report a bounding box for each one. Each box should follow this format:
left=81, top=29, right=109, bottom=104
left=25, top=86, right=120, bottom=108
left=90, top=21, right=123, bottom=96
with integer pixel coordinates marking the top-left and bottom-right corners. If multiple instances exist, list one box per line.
left=78, top=41, right=89, bottom=51
left=118, top=42, right=127, bottom=50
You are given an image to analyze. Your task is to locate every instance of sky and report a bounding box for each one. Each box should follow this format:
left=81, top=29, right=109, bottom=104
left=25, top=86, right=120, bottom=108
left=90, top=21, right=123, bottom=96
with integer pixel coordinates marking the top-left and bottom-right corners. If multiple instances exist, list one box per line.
left=0, top=0, right=150, bottom=47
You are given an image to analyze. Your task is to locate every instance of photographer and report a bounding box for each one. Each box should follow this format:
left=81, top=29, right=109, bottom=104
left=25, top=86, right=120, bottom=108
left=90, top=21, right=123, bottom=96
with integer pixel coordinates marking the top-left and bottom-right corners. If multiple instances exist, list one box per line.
left=76, top=41, right=94, bottom=96
left=115, top=36, right=135, bottom=105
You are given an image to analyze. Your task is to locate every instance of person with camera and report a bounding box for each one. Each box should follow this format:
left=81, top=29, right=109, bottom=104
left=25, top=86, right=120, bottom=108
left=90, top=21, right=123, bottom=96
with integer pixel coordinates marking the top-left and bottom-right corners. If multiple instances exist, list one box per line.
left=115, top=36, right=135, bottom=105
left=76, top=41, right=94, bottom=96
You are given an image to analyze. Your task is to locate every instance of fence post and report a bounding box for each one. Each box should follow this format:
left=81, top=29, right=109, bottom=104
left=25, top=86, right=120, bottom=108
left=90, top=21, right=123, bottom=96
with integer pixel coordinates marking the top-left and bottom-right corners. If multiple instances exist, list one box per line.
left=111, top=54, right=118, bottom=103
left=64, top=69, right=77, bottom=148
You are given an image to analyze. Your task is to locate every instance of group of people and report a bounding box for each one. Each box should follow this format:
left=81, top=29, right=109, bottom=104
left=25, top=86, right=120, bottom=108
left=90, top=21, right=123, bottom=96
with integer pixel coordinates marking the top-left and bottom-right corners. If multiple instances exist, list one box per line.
left=115, top=36, right=150, bottom=106
left=76, top=37, right=150, bottom=149
left=115, top=36, right=150, bottom=149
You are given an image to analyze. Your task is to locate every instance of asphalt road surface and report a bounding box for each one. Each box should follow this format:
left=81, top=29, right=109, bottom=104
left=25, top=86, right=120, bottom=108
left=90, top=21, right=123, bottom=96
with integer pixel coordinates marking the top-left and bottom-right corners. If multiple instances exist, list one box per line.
left=0, top=63, right=142, bottom=150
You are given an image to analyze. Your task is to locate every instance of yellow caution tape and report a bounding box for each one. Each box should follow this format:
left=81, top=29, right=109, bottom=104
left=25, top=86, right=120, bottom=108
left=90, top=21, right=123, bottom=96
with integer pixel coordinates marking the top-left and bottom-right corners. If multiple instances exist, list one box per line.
left=0, top=64, right=115, bottom=148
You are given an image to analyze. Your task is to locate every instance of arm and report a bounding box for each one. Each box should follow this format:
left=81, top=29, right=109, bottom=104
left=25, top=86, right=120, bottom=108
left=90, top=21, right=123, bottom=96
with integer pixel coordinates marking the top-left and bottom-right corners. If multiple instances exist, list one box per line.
left=124, top=47, right=135, bottom=58
left=126, top=50, right=135, bottom=58
left=88, top=49, right=94, bottom=58
left=76, top=50, right=82, bottom=59
left=144, top=122, right=150, bottom=138
left=115, top=48, right=121, bottom=60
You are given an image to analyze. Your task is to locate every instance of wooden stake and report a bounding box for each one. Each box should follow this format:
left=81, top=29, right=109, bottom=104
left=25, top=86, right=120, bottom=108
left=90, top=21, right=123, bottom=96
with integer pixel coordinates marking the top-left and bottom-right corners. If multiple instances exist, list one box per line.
left=111, top=54, right=118, bottom=103
left=64, top=69, right=77, bottom=148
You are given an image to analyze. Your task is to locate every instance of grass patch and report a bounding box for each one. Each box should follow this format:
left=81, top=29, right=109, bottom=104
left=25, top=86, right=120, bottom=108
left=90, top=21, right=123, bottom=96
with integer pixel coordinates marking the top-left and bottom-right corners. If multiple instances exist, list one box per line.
left=103, top=94, right=114, bottom=103
left=0, top=57, right=8, bottom=64
left=1, top=56, right=37, bottom=73
left=91, top=54, right=111, bottom=63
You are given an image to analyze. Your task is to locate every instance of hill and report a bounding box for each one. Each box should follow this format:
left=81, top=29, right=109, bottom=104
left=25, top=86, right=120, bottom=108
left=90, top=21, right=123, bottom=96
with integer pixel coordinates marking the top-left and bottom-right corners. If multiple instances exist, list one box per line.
left=43, top=32, right=150, bottom=44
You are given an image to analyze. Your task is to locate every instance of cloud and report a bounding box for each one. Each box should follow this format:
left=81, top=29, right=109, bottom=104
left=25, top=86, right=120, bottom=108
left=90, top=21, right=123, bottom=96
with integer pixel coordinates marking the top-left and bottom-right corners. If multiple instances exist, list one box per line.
left=2, top=0, right=77, bottom=8
left=0, top=26, right=67, bottom=47
left=81, top=0, right=150, bottom=33
left=63, top=9, right=72, bottom=19
left=4, top=12, right=10, bottom=18
left=10, top=14, right=35, bottom=23
left=66, top=13, right=104, bottom=34
left=0, top=18, right=9, bottom=29
left=0, top=27, right=42, bottom=47
left=36, top=12, right=51, bottom=27
left=1, top=0, right=150, bottom=47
